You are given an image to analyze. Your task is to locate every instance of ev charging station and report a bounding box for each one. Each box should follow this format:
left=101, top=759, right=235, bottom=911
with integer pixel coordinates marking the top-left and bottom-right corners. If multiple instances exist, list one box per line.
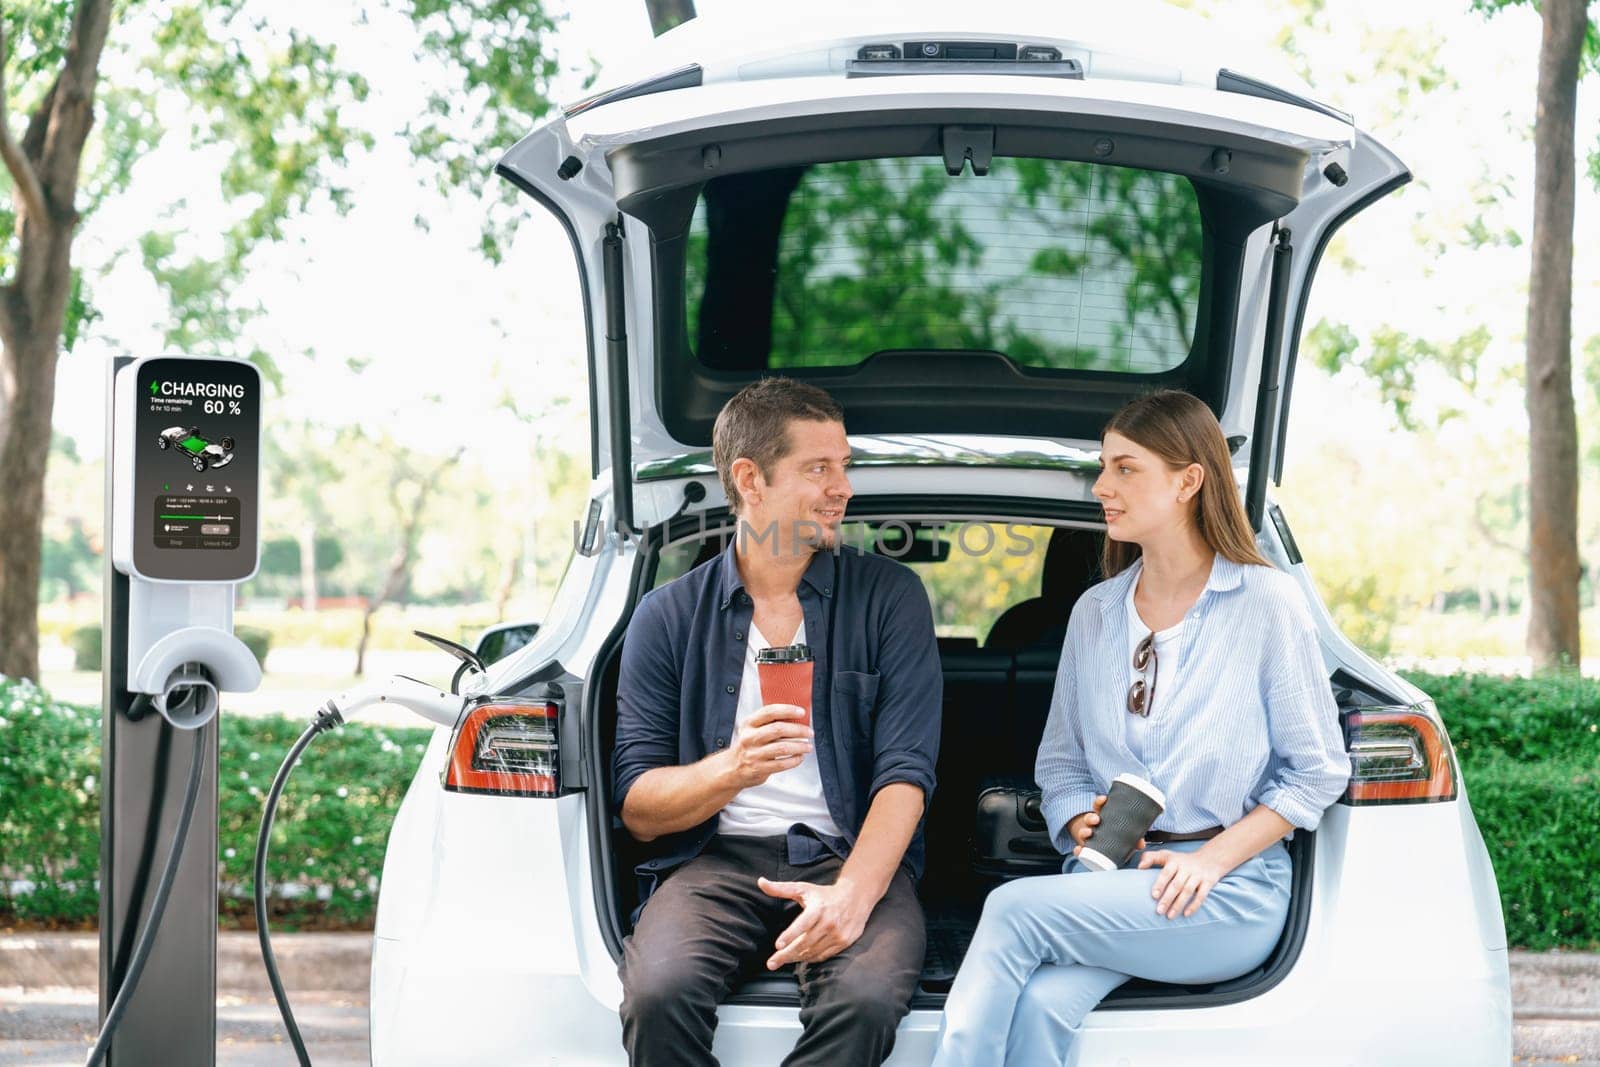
left=98, top=354, right=263, bottom=1066
left=96, top=354, right=473, bottom=1066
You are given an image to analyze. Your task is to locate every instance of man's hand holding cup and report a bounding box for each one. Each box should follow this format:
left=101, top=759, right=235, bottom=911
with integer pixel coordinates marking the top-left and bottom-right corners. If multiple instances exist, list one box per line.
left=726, top=704, right=812, bottom=788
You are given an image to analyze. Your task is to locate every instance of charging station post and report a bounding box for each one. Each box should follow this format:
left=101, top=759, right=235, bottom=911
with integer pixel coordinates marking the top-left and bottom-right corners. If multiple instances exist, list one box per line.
left=98, top=354, right=263, bottom=1066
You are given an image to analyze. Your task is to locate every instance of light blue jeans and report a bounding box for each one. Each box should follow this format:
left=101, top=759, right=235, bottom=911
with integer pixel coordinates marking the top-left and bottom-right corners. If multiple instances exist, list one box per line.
left=932, top=839, right=1293, bottom=1067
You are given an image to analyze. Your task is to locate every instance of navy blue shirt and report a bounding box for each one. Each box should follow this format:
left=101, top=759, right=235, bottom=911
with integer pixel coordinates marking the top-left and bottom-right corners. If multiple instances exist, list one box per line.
left=613, top=540, right=942, bottom=908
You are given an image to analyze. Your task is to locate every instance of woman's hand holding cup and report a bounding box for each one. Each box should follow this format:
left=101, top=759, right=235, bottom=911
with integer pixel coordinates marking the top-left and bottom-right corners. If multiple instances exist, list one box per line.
left=1068, top=795, right=1146, bottom=856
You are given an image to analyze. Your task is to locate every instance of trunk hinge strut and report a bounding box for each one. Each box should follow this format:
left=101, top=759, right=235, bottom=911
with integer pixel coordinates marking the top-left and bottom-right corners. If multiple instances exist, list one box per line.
left=602, top=219, right=637, bottom=535
left=1246, top=224, right=1293, bottom=532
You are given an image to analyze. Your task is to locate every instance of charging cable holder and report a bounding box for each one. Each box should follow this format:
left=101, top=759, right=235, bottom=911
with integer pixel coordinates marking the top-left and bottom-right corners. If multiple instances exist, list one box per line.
left=124, top=580, right=261, bottom=729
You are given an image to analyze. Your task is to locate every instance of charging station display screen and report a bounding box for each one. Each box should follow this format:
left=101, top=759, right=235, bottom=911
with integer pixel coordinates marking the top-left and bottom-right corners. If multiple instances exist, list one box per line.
left=132, top=357, right=260, bottom=581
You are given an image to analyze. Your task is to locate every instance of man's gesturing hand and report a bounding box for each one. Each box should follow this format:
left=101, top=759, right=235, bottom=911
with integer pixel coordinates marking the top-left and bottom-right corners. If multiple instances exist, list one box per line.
left=758, top=877, right=873, bottom=970
left=726, top=704, right=813, bottom=788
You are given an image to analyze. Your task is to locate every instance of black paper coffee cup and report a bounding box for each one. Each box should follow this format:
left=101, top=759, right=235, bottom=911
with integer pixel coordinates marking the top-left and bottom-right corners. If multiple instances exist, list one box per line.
left=1078, top=773, right=1166, bottom=872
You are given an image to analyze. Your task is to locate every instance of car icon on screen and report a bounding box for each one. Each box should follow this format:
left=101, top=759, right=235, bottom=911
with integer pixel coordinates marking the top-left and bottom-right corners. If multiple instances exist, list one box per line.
left=157, top=425, right=236, bottom=472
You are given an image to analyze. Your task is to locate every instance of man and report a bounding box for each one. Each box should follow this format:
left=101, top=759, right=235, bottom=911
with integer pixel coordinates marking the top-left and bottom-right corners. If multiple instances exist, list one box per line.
left=612, top=377, right=942, bottom=1066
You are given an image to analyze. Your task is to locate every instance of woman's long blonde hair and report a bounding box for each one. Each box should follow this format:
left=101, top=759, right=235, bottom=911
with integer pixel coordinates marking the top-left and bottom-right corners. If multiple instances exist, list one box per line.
left=1100, top=390, right=1272, bottom=578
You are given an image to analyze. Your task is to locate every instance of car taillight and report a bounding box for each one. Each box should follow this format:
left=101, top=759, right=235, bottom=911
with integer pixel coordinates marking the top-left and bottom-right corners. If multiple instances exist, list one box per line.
left=1341, top=706, right=1458, bottom=804
left=444, top=699, right=560, bottom=797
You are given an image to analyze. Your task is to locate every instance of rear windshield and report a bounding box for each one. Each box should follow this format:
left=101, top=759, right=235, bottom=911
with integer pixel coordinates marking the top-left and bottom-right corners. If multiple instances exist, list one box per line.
left=685, top=158, right=1203, bottom=374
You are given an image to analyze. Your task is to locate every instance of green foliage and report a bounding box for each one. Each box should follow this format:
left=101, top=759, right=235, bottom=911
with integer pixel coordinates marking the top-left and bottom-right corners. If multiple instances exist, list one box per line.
left=3, top=0, right=562, bottom=368
left=1402, top=670, right=1600, bottom=764
left=1456, top=756, right=1600, bottom=950
left=1469, top=0, right=1600, bottom=194
left=234, top=624, right=272, bottom=663
left=0, top=676, right=432, bottom=930
left=9, top=671, right=1600, bottom=944
left=1402, top=669, right=1600, bottom=949
left=0, top=0, right=77, bottom=112
left=905, top=524, right=1049, bottom=641
left=258, top=535, right=344, bottom=579
left=685, top=157, right=1202, bottom=373
left=135, top=5, right=373, bottom=363
left=1469, top=0, right=1600, bottom=75
left=215, top=708, right=431, bottom=929
left=401, top=0, right=564, bottom=263
left=40, top=521, right=99, bottom=602
left=4, top=672, right=1600, bottom=944
left=0, top=678, right=101, bottom=926
left=69, top=625, right=102, bottom=670
left=1306, top=320, right=1491, bottom=430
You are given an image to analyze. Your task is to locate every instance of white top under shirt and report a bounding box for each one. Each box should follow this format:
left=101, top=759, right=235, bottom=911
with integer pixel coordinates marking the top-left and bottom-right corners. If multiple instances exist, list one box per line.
left=717, top=620, right=844, bottom=839
left=1124, top=578, right=1184, bottom=764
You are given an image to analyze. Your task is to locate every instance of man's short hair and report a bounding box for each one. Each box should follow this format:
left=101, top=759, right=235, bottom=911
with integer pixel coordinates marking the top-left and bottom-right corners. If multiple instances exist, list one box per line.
left=712, top=377, right=845, bottom=513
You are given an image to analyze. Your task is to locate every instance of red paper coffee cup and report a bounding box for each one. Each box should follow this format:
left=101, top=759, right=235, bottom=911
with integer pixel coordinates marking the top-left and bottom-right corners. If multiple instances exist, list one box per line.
left=756, top=644, right=813, bottom=726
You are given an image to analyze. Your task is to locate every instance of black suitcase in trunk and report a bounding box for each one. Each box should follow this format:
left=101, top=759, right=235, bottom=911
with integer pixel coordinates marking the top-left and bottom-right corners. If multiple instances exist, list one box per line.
left=973, top=773, right=1065, bottom=879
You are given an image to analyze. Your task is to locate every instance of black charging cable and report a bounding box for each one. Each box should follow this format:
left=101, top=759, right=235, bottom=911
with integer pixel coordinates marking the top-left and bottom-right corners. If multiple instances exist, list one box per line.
left=84, top=720, right=207, bottom=1067
left=254, top=700, right=345, bottom=1067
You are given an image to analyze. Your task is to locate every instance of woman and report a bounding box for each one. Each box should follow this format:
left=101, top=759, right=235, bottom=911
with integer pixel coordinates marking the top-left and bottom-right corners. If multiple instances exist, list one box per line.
left=933, top=390, right=1351, bottom=1066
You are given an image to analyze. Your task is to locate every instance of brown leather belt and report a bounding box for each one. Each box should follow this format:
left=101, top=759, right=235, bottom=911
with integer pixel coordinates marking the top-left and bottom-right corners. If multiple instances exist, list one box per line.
left=1144, top=826, right=1224, bottom=844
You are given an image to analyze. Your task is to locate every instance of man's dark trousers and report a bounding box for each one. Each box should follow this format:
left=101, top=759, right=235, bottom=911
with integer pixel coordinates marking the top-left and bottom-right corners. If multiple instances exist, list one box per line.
left=619, top=834, right=926, bottom=1067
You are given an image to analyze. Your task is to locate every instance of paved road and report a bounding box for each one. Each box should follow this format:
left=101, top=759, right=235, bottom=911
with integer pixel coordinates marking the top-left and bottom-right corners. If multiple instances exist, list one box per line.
left=3, top=989, right=1597, bottom=1065
left=0, top=988, right=367, bottom=1066
left=4, top=936, right=1597, bottom=1064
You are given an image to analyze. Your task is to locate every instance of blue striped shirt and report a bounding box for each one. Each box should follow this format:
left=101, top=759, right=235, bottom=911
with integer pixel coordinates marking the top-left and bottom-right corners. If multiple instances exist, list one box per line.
left=1036, top=553, right=1351, bottom=851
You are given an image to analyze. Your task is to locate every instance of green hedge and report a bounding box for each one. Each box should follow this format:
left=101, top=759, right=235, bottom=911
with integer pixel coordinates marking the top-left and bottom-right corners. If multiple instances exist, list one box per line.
left=0, top=675, right=430, bottom=931
left=1400, top=670, right=1600, bottom=764
left=1398, top=670, right=1600, bottom=951
left=70, top=625, right=102, bottom=670
left=1455, top=756, right=1599, bottom=950
left=2, top=672, right=1597, bottom=944
left=0, top=679, right=100, bottom=925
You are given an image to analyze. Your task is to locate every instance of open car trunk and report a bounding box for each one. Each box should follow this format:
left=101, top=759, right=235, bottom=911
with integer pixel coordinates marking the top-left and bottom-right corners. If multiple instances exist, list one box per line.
left=496, top=25, right=1408, bottom=534
left=584, top=505, right=1328, bottom=1011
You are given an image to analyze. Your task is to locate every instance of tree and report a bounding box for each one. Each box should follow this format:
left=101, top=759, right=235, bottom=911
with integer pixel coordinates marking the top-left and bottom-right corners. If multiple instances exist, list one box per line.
left=353, top=436, right=466, bottom=676
left=1495, top=0, right=1594, bottom=671
left=0, top=2, right=112, bottom=680
left=0, top=0, right=562, bottom=680
left=1279, top=0, right=1596, bottom=670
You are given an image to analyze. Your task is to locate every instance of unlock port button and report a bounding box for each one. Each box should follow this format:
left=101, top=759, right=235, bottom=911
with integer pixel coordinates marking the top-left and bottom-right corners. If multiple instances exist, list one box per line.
left=200, top=523, right=231, bottom=535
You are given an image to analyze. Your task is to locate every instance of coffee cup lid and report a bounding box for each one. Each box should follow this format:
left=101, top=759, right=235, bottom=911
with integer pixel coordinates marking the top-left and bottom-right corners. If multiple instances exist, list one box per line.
left=1112, top=772, right=1166, bottom=810
left=756, top=643, right=812, bottom=663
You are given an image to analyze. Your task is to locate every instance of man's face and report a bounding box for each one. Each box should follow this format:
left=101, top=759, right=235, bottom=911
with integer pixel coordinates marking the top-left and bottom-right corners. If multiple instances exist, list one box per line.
left=745, top=419, right=853, bottom=553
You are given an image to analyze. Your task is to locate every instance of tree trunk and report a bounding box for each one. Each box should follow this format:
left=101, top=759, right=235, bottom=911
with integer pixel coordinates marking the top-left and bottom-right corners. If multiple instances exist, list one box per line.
left=354, top=545, right=410, bottom=677
left=644, top=0, right=695, bottom=36
left=0, top=0, right=112, bottom=680
left=1523, top=0, right=1586, bottom=671
left=0, top=329, right=62, bottom=678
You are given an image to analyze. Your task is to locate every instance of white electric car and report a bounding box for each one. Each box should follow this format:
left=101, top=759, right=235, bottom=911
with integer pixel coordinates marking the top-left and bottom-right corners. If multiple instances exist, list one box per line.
left=370, top=6, right=1512, bottom=1063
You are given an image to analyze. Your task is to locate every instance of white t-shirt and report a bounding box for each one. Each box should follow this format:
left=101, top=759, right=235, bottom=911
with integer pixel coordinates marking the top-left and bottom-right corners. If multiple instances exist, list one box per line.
left=717, top=620, right=844, bottom=839
left=1125, top=579, right=1184, bottom=763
